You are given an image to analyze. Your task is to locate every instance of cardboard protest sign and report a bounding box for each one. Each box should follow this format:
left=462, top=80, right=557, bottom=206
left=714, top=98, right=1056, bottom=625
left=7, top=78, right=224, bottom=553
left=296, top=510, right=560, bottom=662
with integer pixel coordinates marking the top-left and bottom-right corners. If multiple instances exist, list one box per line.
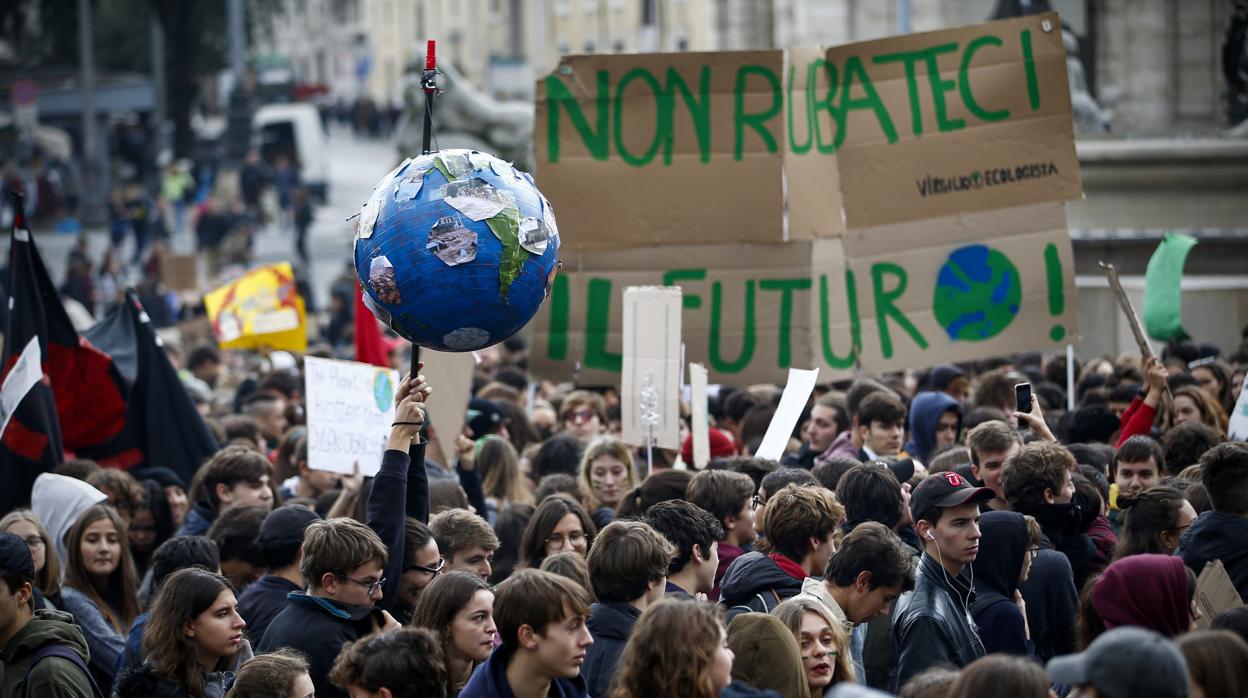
left=1194, top=559, right=1244, bottom=630
left=163, top=255, right=200, bottom=292
left=689, top=362, right=710, bottom=468
left=203, top=263, right=307, bottom=353
left=304, top=356, right=399, bottom=476
left=823, top=13, right=1081, bottom=228
left=620, top=287, right=683, bottom=449
left=755, top=368, right=819, bottom=461
left=420, top=349, right=476, bottom=467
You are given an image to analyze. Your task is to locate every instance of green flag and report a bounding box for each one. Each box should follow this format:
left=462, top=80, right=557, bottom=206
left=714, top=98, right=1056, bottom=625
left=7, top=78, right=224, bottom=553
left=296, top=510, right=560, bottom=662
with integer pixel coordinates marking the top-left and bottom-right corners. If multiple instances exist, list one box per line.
left=1142, top=232, right=1198, bottom=341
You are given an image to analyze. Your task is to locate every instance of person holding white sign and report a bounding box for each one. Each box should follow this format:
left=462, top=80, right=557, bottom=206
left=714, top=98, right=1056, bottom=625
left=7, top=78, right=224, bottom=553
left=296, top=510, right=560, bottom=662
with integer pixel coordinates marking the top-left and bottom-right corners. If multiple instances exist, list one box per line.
left=257, top=371, right=431, bottom=698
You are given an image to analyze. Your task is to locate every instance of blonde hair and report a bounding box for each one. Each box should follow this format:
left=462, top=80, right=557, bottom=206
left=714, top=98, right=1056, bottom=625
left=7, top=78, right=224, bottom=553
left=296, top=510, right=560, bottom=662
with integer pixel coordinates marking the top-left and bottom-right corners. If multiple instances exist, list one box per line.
left=479, top=436, right=534, bottom=507
left=610, top=599, right=726, bottom=698
left=578, top=436, right=637, bottom=511
left=772, top=596, right=856, bottom=685
left=0, top=510, right=61, bottom=596
left=299, top=517, right=388, bottom=590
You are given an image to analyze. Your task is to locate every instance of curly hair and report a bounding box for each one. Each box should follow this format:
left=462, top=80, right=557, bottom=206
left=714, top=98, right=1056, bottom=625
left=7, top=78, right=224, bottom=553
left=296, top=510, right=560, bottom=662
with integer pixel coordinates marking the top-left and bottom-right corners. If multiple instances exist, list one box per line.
left=329, top=627, right=449, bottom=698
left=609, top=599, right=726, bottom=698
left=1000, top=442, right=1076, bottom=514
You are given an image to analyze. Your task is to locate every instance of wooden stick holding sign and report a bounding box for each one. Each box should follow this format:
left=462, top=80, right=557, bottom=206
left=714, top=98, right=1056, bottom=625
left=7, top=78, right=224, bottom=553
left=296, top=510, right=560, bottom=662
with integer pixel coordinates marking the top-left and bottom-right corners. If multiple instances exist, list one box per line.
left=1100, top=261, right=1173, bottom=405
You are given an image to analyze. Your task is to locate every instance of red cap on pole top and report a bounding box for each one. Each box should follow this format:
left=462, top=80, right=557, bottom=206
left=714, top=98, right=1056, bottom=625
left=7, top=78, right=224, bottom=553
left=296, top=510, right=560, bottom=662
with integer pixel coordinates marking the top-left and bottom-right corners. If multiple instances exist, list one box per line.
left=425, top=40, right=436, bottom=71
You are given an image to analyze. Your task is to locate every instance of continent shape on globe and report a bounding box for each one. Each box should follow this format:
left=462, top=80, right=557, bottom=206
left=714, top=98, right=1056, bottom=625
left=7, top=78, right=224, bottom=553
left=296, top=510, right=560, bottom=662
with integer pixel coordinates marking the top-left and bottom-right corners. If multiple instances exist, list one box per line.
left=933, top=244, right=1022, bottom=342
left=353, top=149, right=561, bottom=352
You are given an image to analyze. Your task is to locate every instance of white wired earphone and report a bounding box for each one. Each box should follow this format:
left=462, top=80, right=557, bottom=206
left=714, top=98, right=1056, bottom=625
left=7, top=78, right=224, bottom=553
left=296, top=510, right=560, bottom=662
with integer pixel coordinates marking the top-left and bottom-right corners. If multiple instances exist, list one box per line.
left=923, top=528, right=975, bottom=621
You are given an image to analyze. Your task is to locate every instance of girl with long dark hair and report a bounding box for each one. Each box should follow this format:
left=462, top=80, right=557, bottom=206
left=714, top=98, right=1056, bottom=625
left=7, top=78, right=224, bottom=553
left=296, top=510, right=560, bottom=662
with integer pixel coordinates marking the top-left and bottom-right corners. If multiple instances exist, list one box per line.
left=411, top=570, right=497, bottom=694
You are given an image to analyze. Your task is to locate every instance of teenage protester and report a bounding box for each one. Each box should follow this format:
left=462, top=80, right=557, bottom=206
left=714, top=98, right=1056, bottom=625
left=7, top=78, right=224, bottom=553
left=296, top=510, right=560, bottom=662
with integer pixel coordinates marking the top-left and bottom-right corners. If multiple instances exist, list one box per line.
left=820, top=380, right=894, bottom=461
left=645, top=500, right=723, bottom=600
left=852, top=393, right=907, bottom=461
left=177, top=447, right=275, bottom=537
left=797, top=522, right=915, bottom=683
left=1109, top=435, right=1167, bottom=533
left=904, top=391, right=962, bottom=466
left=279, top=438, right=342, bottom=501
left=615, top=470, right=693, bottom=519
left=411, top=570, right=496, bottom=694
left=578, top=437, right=638, bottom=528
left=720, top=485, right=844, bottom=619
left=753, top=468, right=819, bottom=539
left=458, top=569, right=594, bottom=698
left=519, top=494, right=596, bottom=570
left=1176, top=629, right=1248, bottom=698
left=1113, top=486, right=1196, bottom=559
left=541, top=552, right=597, bottom=603
left=560, top=390, right=608, bottom=444
left=235, top=504, right=320, bottom=643
left=835, top=464, right=920, bottom=550
left=1000, top=442, right=1095, bottom=587
left=1116, top=356, right=1169, bottom=446
left=1088, top=554, right=1199, bottom=641
left=686, top=469, right=757, bottom=600
left=965, top=421, right=1021, bottom=513
left=1046, top=626, right=1190, bottom=698
left=1181, top=441, right=1248, bottom=602
left=948, top=654, right=1051, bottom=698
left=726, top=612, right=807, bottom=698
left=60, top=505, right=141, bottom=692
left=225, top=649, right=314, bottom=698
left=772, top=596, right=856, bottom=693
left=0, top=531, right=98, bottom=698
left=329, top=627, right=451, bottom=698
left=206, top=504, right=267, bottom=592
left=582, top=520, right=675, bottom=698
left=30, top=472, right=107, bottom=565
left=607, top=599, right=734, bottom=698
left=785, top=394, right=848, bottom=469
left=968, top=511, right=1041, bottom=656
left=258, top=376, right=428, bottom=698
left=114, top=568, right=247, bottom=698
left=891, top=472, right=994, bottom=691
left=117, top=536, right=223, bottom=675
left=431, top=509, right=500, bottom=581
left=0, top=510, right=64, bottom=611
left=394, top=517, right=442, bottom=623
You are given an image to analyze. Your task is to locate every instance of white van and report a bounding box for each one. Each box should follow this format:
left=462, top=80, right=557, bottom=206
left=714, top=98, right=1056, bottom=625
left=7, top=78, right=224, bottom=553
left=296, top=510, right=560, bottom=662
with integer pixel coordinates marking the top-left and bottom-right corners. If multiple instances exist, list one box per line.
left=252, top=103, right=330, bottom=202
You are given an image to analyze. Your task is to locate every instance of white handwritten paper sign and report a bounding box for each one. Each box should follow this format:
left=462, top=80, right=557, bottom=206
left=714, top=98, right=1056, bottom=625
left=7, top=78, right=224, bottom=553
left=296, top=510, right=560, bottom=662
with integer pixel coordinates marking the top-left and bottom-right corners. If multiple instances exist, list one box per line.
left=305, top=356, right=399, bottom=476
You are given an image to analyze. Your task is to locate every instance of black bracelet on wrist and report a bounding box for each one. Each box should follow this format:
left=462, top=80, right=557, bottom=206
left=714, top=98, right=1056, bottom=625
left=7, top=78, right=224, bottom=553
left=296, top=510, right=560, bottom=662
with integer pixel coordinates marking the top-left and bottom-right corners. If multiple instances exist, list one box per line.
left=392, top=421, right=425, bottom=427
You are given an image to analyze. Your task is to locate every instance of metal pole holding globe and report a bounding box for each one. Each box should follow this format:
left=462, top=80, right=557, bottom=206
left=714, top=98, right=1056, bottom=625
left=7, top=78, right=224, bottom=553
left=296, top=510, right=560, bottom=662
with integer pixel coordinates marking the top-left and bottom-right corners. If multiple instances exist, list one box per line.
left=353, top=40, right=562, bottom=431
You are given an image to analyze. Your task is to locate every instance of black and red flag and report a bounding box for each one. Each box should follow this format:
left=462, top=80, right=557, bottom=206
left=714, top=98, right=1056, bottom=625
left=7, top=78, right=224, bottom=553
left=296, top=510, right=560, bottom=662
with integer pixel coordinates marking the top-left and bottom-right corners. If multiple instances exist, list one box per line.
left=0, top=190, right=129, bottom=512
left=82, top=290, right=219, bottom=484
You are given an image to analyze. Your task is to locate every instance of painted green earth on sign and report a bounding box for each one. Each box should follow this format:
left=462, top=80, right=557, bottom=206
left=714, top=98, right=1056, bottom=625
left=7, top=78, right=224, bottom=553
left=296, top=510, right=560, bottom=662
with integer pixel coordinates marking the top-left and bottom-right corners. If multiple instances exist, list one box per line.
left=933, top=244, right=1022, bottom=341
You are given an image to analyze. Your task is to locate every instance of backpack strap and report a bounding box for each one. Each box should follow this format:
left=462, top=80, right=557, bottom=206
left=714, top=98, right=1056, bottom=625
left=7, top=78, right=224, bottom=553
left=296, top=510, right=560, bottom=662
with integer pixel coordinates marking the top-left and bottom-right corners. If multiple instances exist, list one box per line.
left=21, top=644, right=104, bottom=698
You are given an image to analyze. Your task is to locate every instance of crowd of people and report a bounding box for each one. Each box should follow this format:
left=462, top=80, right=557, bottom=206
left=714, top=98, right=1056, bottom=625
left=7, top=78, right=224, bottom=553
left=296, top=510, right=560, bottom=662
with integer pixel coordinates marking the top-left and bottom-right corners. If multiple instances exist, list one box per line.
left=2, top=329, right=1248, bottom=698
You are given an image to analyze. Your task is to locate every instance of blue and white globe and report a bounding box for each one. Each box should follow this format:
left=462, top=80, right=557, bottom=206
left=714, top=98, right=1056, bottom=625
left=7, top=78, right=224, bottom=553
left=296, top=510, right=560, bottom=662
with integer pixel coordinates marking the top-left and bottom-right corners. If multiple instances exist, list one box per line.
left=353, top=149, right=561, bottom=352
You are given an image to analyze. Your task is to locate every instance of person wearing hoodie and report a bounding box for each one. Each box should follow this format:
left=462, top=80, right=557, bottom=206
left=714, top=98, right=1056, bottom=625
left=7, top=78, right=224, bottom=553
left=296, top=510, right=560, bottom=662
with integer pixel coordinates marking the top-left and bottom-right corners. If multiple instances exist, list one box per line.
left=0, top=531, right=98, bottom=698
left=969, top=511, right=1041, bottom=656
left=890, top=472, right=994, bottom=692
left=1087, top=554, right=1199, bottom=641
left=459, top=569, right=594, bottom=698
left=727, top=612, right=808, bottom=698
left=721, top=485, right=844, bottom=620
left=1181, top=441, right=1248, bottom=601
left=904, top=392, right=962, bottom=467
left=582, top=520, right=675, bottom=698
left=176, top=447, right=274, bottom=538
left=30, top=472, right=107, bottom=566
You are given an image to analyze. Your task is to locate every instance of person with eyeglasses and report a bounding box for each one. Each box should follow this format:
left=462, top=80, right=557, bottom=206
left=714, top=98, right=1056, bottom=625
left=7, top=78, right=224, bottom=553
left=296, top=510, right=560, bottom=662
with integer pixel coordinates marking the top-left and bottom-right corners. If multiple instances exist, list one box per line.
left=1113, top=486, right=1198, bottom=560
left=257, top=371, right=430, bottom=698
left=519, top=493, right=597, bottom=570
left=393, top=516, right=443, bottom=624
left=969, top=510, right=1044, bottom=657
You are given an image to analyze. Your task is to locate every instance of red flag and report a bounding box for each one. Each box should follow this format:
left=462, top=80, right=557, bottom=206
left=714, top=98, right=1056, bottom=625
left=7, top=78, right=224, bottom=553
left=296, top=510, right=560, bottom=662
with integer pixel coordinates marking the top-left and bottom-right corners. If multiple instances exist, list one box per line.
left=354, top=282, right=389, bottom=367
left=1, top=190, right=128, bottom=510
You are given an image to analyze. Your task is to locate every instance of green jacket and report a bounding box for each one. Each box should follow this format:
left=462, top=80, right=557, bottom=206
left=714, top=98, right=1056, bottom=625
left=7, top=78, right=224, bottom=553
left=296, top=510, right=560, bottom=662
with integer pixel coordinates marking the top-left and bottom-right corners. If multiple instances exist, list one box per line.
left=0, top=609, right=95, bottom=698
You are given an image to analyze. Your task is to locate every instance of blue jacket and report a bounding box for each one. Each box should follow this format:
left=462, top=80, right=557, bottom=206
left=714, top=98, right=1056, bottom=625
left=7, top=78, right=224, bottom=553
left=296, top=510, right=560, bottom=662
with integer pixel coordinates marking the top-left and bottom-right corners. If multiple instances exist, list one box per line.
left=582, top=602, right=641, bottom=698
left=904, top=391, right=962, bottom=464
left=460, top=646, right=590, bottom=698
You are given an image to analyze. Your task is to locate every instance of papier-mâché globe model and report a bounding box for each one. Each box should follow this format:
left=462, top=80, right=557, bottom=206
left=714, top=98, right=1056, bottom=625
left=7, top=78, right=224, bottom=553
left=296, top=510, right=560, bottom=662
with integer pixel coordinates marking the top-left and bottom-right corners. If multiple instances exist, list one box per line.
left=353, top=149, right=561, bottom=352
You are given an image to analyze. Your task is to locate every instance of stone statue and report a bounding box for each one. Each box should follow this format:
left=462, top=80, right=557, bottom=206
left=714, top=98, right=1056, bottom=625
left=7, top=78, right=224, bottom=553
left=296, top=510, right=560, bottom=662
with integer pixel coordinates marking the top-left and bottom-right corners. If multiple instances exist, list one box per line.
left=395, top=60, right=535, bottom=170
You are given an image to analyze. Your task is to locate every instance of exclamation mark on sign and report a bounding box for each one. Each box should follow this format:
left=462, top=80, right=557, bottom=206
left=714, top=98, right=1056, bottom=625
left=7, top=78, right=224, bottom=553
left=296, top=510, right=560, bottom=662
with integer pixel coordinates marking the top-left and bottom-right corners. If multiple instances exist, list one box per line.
left=1044, top=243, right=1065, bottom=341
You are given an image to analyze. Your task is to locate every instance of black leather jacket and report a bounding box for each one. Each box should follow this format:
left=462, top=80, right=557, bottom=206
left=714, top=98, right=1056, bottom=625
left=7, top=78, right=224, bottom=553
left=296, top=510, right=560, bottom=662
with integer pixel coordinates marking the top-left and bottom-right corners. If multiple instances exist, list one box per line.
left=890, top=554, right=986, bottom=691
